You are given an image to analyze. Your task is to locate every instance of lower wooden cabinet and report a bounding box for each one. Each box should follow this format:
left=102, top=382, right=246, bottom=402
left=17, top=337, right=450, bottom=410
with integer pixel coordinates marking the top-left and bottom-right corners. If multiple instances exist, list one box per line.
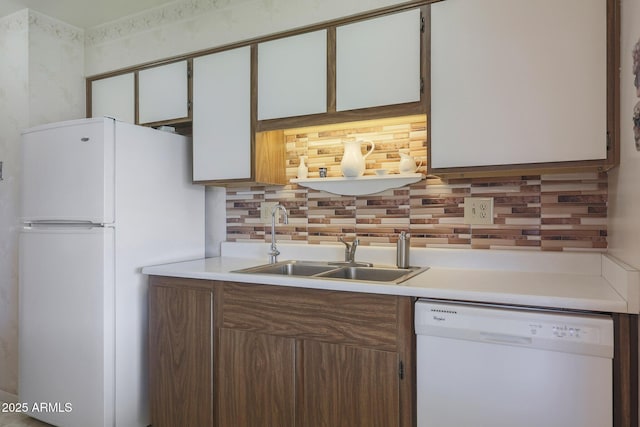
left=218, top=329, right=296, bottom=426
left=148, top=280, right=214, bottom=427
left=299, top=340, right=400, bottom=427
left=148, top=276, right=415, bottom=427
left=149, top=276, right=639, bottom=427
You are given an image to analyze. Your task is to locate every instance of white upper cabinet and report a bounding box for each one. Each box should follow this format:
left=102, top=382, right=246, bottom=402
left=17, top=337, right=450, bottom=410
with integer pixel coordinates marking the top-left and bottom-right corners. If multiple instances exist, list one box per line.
left=336, top=8, right=422, bottom=111
left=90, top=73, right=135, bottom=123
left=138, top=60, right=190, bottom=124
left=258, top=30, right=327, bottom=120
left=430, top=0, right=607, bottom=170
left=192, top=47, right=251, bottom=181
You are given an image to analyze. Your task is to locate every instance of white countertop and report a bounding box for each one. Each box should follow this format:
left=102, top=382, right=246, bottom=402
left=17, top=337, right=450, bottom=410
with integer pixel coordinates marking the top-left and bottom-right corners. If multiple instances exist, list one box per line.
left=142, top=243, right=640, bottom=314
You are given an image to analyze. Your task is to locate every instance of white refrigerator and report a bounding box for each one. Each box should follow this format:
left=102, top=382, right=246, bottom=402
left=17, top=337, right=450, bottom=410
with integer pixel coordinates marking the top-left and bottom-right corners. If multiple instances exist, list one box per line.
left=19, top=117, right=205, bottom=427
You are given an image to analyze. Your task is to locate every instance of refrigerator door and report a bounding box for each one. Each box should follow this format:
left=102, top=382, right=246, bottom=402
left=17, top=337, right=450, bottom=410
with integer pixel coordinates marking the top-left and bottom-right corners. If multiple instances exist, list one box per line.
left=19, top=226, right=115, bottom=427
left=21, top=117, right=115, bottom=224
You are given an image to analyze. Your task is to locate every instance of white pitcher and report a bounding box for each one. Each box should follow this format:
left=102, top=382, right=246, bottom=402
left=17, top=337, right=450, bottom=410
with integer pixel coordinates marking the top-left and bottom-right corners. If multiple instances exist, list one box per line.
left=398, top=151, right=422, bottom=174
left=340, top=139, right=375, bottom=177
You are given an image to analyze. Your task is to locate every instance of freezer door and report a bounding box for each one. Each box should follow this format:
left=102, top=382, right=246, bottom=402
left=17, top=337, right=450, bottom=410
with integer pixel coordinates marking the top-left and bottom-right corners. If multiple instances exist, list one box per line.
left=19, top=227, right=115, bottom=427
left=21, top=118, right=115, bottom=223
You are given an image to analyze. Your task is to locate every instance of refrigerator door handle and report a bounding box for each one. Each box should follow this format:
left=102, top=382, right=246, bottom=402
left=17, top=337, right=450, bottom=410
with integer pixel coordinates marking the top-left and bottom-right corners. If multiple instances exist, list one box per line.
left=23, top=222, right=109, bottom=230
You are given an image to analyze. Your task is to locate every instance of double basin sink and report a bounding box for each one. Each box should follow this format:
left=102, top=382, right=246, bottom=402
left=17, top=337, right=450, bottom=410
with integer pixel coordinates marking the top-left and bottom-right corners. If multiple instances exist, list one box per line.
left=233, top=260, right=428, bottom=284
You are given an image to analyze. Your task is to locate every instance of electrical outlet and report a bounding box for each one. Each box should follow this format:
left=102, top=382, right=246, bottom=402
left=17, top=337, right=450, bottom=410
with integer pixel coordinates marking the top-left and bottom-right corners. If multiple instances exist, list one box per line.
left=464, top=197, right=494, bottom=225
left=260, top=202, right=279, bottom=223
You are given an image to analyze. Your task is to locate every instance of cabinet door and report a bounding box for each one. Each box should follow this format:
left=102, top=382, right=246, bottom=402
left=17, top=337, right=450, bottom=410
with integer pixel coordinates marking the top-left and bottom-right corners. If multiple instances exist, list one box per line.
left=429, top=0, right=607, bottom=169
left=90, top=73, right=135, bottom=123
left=336, top=8, right=421, bottom=111
left=218, top=329, right=296, bottom=427
left=138, top=60, right=190, bottom=124
left=148, top=285, right=213, bottom=427
left=193, top=47, right=251, bottom=181
left=299, top=340, right=400, bottom=427
left=258, top=30, right=327, bottom=120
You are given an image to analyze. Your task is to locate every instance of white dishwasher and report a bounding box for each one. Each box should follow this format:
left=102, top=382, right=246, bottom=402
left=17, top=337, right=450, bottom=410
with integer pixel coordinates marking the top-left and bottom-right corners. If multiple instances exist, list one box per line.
left=415, top=299, right=614, bottom=427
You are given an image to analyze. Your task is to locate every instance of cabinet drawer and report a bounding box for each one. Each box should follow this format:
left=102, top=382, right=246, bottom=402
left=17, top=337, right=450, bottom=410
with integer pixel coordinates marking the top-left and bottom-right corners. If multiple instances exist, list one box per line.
left=222, top=282, right=400, bottom=351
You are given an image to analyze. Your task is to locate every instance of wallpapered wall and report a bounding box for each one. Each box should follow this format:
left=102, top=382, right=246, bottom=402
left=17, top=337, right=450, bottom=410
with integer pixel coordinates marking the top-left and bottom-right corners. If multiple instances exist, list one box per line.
left=0, top=10, right=29, bottom=401
left=0, top=10, right=84, bottom=398
left=608, top=0, right=640, bottom=270
left=227, top=116, right=608, bottom=251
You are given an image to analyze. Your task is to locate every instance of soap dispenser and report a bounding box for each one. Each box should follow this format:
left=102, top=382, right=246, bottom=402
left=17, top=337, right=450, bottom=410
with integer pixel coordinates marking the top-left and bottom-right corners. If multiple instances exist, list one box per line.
left=396, top=231, right=410, bottom=268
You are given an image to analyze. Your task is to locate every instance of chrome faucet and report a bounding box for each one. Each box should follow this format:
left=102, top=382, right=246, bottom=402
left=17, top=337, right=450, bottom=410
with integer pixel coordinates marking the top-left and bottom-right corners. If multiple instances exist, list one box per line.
left=268, top=204, right=289, bottom=264
left=339, top=236, right=359, bottom=264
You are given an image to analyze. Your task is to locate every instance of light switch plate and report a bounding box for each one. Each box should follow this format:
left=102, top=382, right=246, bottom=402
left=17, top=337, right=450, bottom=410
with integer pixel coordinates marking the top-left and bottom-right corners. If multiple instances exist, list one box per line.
left=260, top=202, right=279, bottom=224
left=464, top=197, right=494, bottom=225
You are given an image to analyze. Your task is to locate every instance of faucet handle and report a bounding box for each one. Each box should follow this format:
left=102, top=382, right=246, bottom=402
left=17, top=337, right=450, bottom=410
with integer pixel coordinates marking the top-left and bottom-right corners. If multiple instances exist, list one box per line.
left=349, top=238, right=359, bottom=259
left=338, top=236, right=358, bottom=246
left=268, top=247, right=280, bottom=257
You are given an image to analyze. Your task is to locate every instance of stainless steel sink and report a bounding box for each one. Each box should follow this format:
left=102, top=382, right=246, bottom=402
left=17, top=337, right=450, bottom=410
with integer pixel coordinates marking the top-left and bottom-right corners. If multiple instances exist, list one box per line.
left=232, top=260, right=428, bottom=284
left=315, top=265, right=422, bottom=283
left=234, top=260, right=338, bottom=277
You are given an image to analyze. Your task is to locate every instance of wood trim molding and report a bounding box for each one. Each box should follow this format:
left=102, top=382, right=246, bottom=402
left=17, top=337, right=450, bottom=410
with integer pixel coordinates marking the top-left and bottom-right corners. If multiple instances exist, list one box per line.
left=327, top=27, right=337, bottom=114
left=429, top=160, right=615, bottom=180
left=134, top=71, right=139, bottom=125
left=255, top=101, right=426, bottom=132
left=85, top=78, right=93, bottom=118
left=397, top=296, right=416, bottom=427
left=250, top=44, right=259, bottom=182
left=613, top=313, right=639, bottom=427
left=419, top=5, right=429, bottom=114
left=607, top=0, right=621, bottom=167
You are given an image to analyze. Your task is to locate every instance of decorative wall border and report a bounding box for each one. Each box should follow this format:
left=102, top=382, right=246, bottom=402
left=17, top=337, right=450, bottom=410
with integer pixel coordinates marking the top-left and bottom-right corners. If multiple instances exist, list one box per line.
left=0, top=9, right=28, bottom=33
left=85, top=0, right=245, bottom=46
left=0, top=9, right=83, bottom=42
left=28, top=10, right=83, bottom=44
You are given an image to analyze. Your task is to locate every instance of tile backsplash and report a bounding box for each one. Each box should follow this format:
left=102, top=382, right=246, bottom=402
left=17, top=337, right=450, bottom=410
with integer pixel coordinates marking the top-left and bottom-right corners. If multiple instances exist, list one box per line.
left=227, top=116, right=607, bottom=251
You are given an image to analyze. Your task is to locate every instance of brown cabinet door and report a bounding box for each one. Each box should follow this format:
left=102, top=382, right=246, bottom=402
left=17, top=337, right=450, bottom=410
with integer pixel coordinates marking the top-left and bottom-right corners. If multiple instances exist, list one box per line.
left=299, top=339, right=400, bottom=427
left=148, top=284, right=213, bottom=427
left=218, top=328, right=296, bottom=427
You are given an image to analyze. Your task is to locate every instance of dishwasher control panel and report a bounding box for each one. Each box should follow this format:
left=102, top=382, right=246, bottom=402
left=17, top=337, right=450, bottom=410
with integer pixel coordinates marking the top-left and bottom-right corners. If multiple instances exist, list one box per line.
left=415, top=299, right=614, bottom=358
left=528, top=321, right=598, bottom=343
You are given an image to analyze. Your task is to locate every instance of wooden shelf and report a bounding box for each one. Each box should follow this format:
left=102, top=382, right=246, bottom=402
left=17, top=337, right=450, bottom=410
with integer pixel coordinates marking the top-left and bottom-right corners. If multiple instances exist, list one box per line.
left=291, top=173, right=423, bottom=196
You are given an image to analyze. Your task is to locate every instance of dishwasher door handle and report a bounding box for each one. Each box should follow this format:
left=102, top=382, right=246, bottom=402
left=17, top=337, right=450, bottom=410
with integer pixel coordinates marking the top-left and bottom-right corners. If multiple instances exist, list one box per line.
left=480, top=332, right=532, bottom=346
